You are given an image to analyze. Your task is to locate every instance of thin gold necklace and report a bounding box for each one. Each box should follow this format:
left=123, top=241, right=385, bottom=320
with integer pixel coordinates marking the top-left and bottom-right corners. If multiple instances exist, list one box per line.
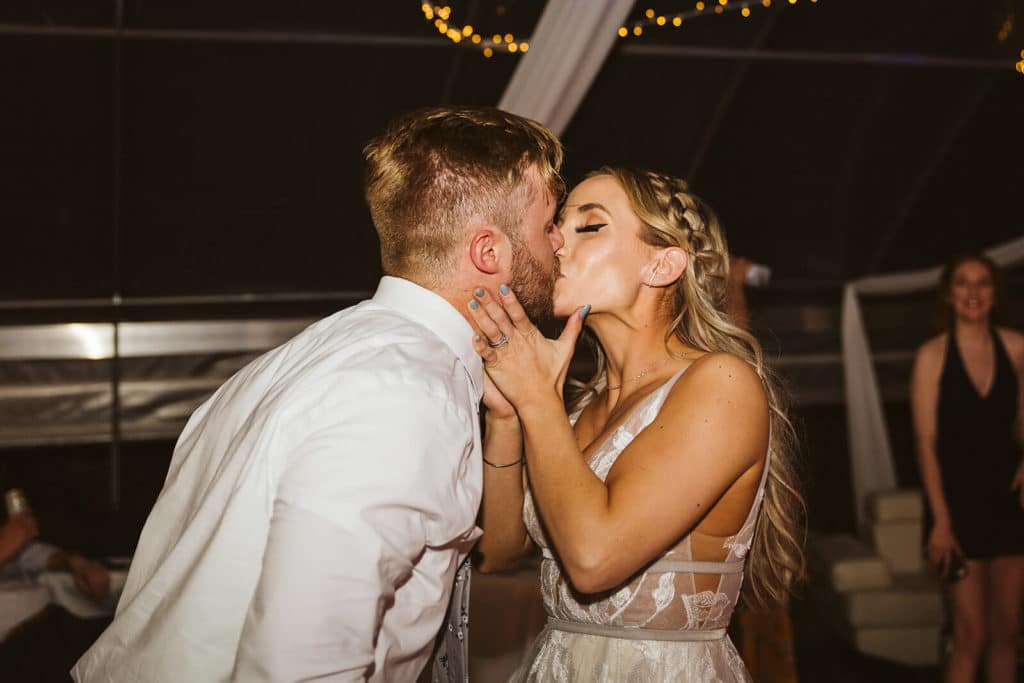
left=605, top=357, right=673, bottom=391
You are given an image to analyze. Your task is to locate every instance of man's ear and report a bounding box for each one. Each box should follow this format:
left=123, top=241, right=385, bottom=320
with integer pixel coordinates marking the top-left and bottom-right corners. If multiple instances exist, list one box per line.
left=646, top=247, right=688, bottom=287
left=468, top=228, right=502, bottom=275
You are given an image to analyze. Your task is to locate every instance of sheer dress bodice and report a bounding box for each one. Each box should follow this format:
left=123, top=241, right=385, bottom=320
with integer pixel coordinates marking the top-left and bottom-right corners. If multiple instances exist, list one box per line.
left=514, top=368, right=768, bottom=681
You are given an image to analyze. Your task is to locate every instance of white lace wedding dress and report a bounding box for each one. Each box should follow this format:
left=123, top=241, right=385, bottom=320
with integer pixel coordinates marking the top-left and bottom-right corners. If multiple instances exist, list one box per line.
left=511, top=368, right=768, bottom=682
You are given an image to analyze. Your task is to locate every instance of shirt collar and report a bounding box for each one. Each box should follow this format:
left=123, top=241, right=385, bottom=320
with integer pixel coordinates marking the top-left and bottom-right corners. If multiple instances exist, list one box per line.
left=372, top=276, right=484, bottom=402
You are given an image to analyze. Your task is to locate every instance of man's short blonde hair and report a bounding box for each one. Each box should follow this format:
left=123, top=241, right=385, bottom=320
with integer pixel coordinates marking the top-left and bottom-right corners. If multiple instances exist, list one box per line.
left=363, top=106, right=564, bottom=283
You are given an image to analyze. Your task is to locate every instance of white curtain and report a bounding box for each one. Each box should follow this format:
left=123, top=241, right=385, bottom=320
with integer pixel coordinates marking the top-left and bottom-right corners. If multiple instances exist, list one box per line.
left=499, top=0, right=635, bottom=136
left=842, top=234, right=1024, bottom=529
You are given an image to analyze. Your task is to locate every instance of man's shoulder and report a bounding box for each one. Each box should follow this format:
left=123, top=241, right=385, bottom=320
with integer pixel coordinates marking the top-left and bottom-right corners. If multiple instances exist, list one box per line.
left=280, top=306, right=469, bottom=404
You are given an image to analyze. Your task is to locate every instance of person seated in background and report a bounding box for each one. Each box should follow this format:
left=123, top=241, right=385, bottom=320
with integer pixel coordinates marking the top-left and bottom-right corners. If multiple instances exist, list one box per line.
left=0, top=504, right=113, bottom=683
left=0, top=509, right=110, bottom=604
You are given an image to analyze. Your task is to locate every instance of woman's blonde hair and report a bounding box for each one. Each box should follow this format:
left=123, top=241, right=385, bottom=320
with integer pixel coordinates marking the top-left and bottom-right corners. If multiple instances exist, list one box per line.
left=569, top=167, right=806, bottom=608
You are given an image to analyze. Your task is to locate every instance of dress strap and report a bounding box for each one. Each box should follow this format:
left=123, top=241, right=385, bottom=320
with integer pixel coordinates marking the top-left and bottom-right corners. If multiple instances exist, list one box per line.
left=547, top=618, right=726, bottom=642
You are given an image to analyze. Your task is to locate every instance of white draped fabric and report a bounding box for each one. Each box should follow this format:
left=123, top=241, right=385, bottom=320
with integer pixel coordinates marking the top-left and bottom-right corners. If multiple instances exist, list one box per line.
left=498, top=0, right=635, bottom=136
left=842, top=235, right=1024, bottom=529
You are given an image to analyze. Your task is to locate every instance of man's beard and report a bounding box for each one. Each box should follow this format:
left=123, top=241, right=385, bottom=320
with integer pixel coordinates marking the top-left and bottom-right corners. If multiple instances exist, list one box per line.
left=508, top=239, right=558, bottom=322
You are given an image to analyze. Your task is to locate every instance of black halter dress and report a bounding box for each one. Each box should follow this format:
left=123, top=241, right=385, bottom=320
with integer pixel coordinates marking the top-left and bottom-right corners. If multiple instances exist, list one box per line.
left=929, top=327, right=1024, bottom=559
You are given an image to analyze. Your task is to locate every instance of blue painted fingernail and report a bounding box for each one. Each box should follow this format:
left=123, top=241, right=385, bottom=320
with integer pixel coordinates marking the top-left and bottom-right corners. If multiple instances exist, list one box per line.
left=500, top=284, right=510, bottom=296
left=579, top=304, right=591, bottom=318
left=469, top=300, right=479, bottom=310
left=474, top=288, right=485, bottom=297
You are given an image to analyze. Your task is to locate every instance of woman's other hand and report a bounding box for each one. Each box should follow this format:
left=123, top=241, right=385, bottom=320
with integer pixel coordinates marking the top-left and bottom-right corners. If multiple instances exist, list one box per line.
left=926, top=518, right=962, bottom=576
left=482, top=373, right=518, bottom=421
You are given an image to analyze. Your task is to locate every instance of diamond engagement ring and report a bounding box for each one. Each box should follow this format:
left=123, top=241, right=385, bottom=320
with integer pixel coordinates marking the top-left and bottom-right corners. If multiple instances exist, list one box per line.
left=487, top=334, right=510, bottom=348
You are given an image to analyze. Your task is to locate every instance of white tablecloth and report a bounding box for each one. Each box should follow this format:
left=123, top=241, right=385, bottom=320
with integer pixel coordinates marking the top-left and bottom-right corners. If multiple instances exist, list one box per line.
left=0, top=570, right=127, bottom=640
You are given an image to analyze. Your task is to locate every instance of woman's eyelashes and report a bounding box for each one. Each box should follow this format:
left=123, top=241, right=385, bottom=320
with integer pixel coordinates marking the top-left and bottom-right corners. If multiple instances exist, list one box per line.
left=575, top=223, right=607, bottom=234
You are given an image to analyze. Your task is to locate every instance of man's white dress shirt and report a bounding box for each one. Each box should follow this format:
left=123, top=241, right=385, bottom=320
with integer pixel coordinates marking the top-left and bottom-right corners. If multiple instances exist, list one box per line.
left=73, top=277, right=484, bottom=682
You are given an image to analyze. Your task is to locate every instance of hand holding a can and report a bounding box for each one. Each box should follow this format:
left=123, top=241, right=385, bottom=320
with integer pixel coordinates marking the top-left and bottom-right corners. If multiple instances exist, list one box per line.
left=1, top=510, right=39, bottom=566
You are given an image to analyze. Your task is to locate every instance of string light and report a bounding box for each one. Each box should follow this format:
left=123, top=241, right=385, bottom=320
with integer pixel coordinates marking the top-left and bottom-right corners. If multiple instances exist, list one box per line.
left=419, top=0, right=821, bottom=58
left=616, top=0, right=819, bottom=41
left=420, top=4, right=526, bottom=57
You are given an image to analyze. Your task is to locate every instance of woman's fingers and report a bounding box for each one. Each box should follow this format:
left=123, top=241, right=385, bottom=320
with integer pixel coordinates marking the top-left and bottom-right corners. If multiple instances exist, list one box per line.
left=496, top=284, right=533, bottom=331
left=475, top=287, right=518, bottom=339
left=468, top=290, right=510, bottom=345
left=473, top=333, right=498, bottom=365
left=559, top=305, right=589, bottom=345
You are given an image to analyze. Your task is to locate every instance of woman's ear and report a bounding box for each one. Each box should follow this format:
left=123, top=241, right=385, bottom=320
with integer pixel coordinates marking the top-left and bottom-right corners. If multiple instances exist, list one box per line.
left=646, top=247, right=687, bottom=287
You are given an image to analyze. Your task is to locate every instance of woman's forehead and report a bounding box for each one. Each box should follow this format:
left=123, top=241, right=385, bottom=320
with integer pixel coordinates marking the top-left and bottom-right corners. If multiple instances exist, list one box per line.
left=565, top=175, right=626, bottom=209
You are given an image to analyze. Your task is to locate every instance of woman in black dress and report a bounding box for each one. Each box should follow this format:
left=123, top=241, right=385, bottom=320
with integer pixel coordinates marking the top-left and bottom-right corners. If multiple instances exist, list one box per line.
left=911, top=253, right=1024, bottom=683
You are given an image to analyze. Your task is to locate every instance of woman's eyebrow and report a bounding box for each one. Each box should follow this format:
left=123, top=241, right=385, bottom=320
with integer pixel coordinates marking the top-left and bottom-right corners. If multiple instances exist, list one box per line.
left=565, top=202, right=610, bottom=214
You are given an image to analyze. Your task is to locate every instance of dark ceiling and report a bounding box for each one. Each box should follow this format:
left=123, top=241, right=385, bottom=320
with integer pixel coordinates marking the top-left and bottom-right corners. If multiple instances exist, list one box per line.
left=1, top=0, right=1022, bottom=303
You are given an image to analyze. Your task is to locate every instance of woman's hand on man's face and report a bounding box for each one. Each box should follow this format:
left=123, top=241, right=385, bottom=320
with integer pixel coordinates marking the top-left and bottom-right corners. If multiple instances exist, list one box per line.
left=468, top=285, right=588, bottom=411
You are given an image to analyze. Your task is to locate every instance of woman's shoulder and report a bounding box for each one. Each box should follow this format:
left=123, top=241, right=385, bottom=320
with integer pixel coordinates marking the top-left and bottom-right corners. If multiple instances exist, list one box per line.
left=995, top=327, right=1024, bottom=366
left=915, top=332, right=948, bottom=364
left=673, top=352, right=766, bottom=405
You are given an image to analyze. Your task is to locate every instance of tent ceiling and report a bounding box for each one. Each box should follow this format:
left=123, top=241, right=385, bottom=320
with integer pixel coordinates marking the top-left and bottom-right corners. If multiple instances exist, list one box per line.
left=1, top=0, right=1021, bottom=302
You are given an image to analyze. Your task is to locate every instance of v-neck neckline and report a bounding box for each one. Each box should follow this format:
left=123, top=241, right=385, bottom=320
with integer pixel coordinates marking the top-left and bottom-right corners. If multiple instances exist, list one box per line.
left=577, top=366, right=689, bottom=464
left=952, top=330, right=997, bottom=401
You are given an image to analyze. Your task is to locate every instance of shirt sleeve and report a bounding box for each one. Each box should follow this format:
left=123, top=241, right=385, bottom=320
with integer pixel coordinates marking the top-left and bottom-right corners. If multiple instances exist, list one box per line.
left=232, top=384, right=475, bottom=682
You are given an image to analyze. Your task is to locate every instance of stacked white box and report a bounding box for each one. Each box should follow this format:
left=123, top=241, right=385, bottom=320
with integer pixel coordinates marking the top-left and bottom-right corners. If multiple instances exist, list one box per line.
left=807, top=490, right=945, bottom=668
left=809, top=533, right=892, bottom=592
left=867, top=489, right=925, bottom=574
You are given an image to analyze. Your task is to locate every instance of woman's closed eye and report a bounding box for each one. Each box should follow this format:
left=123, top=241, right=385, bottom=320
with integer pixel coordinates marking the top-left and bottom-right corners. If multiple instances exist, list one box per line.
left=575, top=223, right=607, bottom=234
